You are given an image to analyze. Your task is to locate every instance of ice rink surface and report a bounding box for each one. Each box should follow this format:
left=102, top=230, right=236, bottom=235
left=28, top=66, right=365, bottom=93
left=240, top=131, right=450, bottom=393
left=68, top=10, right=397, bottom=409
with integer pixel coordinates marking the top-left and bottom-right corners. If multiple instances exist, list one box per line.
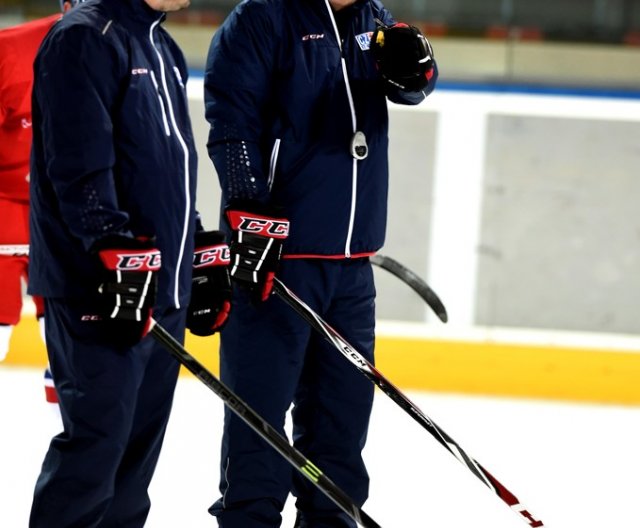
left=3, top=366, right=640, bottom=528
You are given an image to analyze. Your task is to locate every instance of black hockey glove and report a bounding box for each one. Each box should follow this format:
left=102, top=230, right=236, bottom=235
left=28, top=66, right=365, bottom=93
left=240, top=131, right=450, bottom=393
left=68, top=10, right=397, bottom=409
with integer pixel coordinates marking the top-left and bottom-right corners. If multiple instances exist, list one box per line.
left=225, top=202, right=289, bottom=302
left=186, top=230, right=232, bottom=336
left=371, top=23, right=435, bottom=92
left=93, top=235, right=161, bottom=346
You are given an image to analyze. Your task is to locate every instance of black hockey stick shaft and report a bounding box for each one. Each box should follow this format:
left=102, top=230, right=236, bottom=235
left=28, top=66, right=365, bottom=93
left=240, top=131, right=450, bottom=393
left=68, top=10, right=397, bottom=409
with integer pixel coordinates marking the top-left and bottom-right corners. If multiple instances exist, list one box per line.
left=370, top=254, right=448, bottom=323
left=148, top=320, right=381, bottom=528
left=272, top=279, right=544, bottom=528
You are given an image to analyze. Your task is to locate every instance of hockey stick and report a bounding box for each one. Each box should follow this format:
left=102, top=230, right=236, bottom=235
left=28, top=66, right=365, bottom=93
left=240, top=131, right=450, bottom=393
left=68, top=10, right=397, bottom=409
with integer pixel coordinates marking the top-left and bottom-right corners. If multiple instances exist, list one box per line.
left=148, top=320, right=381, bottom=528
left=272, top=279, right=544, bottom=527
left=370, top=254, right=447, bottom=323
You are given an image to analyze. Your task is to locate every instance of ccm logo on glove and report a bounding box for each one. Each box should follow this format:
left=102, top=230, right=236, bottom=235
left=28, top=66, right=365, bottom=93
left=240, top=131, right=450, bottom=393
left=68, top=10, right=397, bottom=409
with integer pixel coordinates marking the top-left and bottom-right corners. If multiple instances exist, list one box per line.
left=193, top=244, right=231, bottom=268
left=98, top=249, right=162, bottom=271
left=91, top=235, right=161, bottom=348
left=225, top=205, right=289, bottom=302
left=226, top=210, right=290, bottom=238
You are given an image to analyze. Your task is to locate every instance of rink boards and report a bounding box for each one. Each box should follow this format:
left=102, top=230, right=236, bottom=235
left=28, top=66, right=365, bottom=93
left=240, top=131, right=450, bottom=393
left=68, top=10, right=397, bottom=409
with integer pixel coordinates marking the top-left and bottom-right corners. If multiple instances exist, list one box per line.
left=5, top=315, right=640, bottom=406
left=5, top=83, right=640, bottom=407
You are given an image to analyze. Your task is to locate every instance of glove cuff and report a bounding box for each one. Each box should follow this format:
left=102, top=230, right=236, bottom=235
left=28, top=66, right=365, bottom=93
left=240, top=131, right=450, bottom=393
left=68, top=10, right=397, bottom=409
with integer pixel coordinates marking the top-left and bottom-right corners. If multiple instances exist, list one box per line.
left=193, top=238, right=230, bottom=270
left=195, top=229, right=227, bottom=247
left=91, top=233, right=156, bottom=252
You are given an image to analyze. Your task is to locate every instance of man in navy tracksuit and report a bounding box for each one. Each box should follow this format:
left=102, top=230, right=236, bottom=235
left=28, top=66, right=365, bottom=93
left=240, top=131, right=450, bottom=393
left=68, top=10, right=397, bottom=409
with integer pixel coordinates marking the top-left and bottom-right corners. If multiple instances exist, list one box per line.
left=27, top=0, right=231, bottom=526
left=205, top=0, right=438, bottom=526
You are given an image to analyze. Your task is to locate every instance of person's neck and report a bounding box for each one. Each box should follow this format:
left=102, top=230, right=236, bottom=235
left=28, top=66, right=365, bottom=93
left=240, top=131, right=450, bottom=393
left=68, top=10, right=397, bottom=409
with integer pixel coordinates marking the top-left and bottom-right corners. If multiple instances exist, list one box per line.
left=328, top=0, right=357, bottom=12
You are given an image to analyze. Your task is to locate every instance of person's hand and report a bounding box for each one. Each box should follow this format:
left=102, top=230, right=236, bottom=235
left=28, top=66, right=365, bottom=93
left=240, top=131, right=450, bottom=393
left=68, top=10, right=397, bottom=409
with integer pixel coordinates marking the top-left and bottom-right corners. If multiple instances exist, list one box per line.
left=186, top=230, right=232, bottom=336
left=93, top=235, right=160, bottom=346
left=371, top=23, right=435, bottom=92
left=225, top=202, right=289, bottom=302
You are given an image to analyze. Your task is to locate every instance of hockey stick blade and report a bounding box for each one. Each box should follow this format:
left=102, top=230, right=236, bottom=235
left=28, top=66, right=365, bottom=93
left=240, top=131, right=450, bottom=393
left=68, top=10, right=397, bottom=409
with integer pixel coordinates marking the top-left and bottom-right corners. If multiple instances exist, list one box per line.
left=370, top=254, right=448, bottom=323
left=272, top=279, right=544, bottom=527
left=148, top=320, right=381, bottom=528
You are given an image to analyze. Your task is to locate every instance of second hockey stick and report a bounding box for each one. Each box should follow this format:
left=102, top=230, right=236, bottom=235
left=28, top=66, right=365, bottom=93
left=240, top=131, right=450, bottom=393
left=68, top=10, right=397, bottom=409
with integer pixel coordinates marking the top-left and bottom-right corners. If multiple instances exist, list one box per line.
left=272, top=279, right=544, bottom=527
left=148, top=320, right=381, bottom=528
left=370, top=254, right=447, bottom=323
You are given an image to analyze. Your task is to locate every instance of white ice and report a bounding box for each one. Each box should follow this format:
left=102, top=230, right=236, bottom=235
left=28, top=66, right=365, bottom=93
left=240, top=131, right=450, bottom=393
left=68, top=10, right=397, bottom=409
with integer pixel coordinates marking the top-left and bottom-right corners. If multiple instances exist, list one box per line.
left=2, top=366, right=640, bottom=527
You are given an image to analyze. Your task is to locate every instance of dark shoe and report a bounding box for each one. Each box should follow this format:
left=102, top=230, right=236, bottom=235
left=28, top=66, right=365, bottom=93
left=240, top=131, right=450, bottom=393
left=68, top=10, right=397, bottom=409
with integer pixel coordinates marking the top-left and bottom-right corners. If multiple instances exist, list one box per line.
left=293, top=510, right=356, bottom=528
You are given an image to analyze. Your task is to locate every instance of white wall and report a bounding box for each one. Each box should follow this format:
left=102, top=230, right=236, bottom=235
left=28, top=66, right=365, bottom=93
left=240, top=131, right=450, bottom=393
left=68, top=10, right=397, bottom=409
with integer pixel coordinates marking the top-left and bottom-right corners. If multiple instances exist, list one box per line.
left=188, top=78, right=640, bottom=344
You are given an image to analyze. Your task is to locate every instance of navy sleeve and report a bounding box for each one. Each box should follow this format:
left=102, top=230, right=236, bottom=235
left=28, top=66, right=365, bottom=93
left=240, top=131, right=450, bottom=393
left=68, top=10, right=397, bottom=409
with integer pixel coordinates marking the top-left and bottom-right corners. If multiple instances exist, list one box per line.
left=33, top=23, right=130, bottom=250
left=204, top=2, right=278, bottom=205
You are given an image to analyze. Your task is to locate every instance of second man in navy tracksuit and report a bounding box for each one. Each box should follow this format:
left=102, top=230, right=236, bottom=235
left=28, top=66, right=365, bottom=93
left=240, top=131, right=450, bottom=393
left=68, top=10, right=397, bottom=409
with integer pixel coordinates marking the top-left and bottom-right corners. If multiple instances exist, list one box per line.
left=204, top=0, right=438, bottom=526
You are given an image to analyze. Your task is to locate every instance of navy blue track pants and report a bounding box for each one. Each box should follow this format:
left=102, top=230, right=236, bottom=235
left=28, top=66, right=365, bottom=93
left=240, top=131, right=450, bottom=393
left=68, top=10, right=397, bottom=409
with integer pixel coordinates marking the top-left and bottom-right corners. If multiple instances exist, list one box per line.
left=29, top=298, right=185, bottom=528
left=210, top=258, right=376, bottom=528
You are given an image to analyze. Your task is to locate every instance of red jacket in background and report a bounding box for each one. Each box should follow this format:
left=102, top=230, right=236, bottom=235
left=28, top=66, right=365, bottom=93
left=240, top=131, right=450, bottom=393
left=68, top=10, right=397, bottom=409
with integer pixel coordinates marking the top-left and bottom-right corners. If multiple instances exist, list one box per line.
left=0, top=14, right=60, bottom=203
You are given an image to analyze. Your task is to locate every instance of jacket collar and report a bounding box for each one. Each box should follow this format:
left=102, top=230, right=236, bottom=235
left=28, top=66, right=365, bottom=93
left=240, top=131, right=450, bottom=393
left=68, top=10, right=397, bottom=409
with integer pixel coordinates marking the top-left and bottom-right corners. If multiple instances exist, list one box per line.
left=306, top=0, right=366, bottom=7
left=122, top=0, right=166, bottom=26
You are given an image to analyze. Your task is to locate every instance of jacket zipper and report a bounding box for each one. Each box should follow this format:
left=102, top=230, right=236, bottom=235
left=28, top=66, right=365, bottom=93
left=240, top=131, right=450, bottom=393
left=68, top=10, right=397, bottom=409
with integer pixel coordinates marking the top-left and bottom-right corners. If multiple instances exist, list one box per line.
left=324, top=0, right=358, bottom=258
left=149, top=18, right=191, bottom=309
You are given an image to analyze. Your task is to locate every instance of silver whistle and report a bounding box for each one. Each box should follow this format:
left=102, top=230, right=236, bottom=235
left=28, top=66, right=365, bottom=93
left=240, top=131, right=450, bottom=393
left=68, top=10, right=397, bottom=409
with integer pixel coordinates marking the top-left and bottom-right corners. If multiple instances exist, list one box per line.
left=350, top=131, right=368, bottom=160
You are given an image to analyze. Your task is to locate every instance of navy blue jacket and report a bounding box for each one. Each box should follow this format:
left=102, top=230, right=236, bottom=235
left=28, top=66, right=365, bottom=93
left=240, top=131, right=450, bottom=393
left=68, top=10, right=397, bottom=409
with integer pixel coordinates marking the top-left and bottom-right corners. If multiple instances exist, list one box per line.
left=205, top=0, right=437, bottom=258
left=29, top=0, right=198, bottom=311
